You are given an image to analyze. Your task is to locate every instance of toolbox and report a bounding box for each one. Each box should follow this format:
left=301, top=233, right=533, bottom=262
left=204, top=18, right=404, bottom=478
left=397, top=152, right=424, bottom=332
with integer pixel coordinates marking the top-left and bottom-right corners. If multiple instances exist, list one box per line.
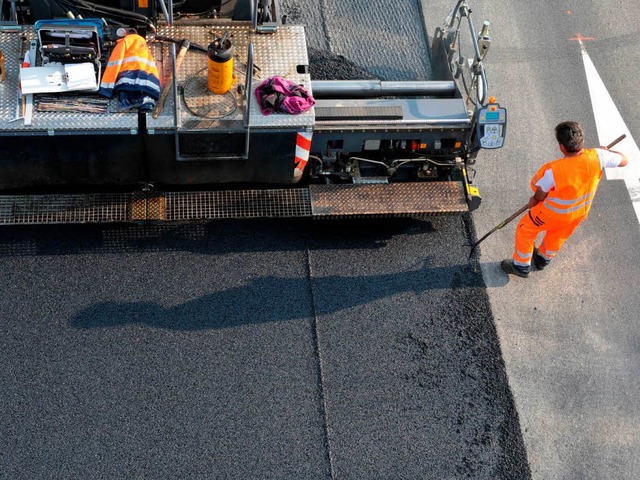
left=19, top=19, right=104, bottom=94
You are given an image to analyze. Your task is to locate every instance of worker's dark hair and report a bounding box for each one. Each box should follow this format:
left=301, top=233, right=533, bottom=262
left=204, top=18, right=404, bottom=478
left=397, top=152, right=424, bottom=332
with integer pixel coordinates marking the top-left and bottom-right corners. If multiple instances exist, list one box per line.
left=555, top=121, right=585, bottom=153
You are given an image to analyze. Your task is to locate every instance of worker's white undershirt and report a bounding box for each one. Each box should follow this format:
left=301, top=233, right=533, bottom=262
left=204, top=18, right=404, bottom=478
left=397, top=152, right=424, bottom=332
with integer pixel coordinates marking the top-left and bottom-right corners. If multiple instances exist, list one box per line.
left=535, top=149, right=624, bottom=192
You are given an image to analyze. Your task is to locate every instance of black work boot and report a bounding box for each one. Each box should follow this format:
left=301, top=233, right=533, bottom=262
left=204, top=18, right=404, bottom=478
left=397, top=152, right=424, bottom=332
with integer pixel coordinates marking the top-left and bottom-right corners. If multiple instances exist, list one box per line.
left=533, top=248, right=550, bottom=270
left=501, top=259, right=530, bottom=278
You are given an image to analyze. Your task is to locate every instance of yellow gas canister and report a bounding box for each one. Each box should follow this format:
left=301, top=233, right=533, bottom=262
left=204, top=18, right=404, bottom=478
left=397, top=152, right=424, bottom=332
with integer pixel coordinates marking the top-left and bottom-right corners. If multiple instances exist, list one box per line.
left=207, top=35, right=233, bottom=94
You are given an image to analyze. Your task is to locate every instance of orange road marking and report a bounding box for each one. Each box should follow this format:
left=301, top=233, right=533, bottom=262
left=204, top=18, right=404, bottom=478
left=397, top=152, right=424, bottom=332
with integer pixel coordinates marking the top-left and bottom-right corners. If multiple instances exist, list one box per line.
left=569, top=32, right=595, bottom=45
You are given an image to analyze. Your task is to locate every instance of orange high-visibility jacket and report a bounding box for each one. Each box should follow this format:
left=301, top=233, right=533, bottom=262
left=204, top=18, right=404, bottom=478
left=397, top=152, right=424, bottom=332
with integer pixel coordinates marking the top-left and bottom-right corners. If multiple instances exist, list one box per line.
left=529, top=148, right=602, bottom=224
left=99, top=34, right=160, bottom=100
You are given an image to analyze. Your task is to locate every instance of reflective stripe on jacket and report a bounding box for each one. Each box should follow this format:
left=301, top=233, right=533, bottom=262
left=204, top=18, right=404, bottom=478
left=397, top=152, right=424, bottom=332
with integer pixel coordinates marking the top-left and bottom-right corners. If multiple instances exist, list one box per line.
left=99, top=34, right=160, bottom=99
left=529, top=148, right=602, bottom=222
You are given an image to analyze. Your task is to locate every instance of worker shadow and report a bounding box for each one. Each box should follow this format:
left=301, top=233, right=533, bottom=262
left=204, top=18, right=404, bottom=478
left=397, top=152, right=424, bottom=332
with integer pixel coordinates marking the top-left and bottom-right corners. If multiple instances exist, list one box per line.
left=68, top=259, right=495, bottom=331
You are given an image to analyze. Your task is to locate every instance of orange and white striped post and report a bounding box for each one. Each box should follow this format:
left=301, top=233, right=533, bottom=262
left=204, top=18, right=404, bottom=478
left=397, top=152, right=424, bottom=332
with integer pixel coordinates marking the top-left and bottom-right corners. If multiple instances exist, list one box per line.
left=294, top=131, right=313, bottom=179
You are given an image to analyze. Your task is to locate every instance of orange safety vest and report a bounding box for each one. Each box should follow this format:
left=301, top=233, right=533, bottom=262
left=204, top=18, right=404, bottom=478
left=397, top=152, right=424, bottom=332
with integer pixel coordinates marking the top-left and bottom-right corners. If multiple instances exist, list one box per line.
left=99, top=34, right=160, bottom=100
left=529, top=148, right=602, bottom=224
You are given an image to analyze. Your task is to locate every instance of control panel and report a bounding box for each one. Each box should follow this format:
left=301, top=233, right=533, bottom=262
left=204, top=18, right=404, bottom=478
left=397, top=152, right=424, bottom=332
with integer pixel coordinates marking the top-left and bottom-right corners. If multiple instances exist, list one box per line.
left=477, top=102, right=506, bottom=149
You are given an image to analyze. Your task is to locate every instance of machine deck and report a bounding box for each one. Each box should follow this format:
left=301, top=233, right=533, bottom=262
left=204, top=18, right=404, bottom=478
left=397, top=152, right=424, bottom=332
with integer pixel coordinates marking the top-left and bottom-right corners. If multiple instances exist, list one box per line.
left=149, top=23, right=314, bottom=132
left=0, top=24, right=313, bottom=134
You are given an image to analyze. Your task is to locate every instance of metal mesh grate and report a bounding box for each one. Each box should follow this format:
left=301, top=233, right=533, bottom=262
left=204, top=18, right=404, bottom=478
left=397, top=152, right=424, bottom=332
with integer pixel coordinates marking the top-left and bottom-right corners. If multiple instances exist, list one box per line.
left=0, top=194, right=131, bottom=225
left=0, top=183, right=469, bottom=225
left=164, top=189, right=313, bottom=220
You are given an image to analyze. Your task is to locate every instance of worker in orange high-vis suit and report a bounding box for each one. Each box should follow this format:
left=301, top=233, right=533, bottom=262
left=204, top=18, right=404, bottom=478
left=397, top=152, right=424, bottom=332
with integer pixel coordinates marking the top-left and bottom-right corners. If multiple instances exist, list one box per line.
left=501, top=121, right=629, bottom=278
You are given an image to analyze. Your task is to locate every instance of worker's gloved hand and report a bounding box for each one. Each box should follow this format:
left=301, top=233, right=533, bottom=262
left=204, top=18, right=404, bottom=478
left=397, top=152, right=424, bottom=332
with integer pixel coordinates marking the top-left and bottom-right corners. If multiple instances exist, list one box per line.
left=528, top=196, right=539, bottom=209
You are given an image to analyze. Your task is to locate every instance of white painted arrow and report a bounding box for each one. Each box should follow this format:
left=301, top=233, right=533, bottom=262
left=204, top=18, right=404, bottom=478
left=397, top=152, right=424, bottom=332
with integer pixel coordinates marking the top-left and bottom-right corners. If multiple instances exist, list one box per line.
left=579, top=38, right=640, bottom=223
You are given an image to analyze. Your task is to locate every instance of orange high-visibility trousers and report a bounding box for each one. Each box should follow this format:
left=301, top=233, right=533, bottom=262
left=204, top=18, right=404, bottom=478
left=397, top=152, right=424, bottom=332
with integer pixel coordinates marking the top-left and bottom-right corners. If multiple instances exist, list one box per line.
left=513, top=210, right=584, bottom=268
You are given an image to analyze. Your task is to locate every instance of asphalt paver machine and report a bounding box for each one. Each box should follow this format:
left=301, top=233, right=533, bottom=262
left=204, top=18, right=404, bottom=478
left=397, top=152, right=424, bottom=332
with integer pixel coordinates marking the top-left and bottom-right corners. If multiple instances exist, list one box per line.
left=0, top=0, right=505, bottom=224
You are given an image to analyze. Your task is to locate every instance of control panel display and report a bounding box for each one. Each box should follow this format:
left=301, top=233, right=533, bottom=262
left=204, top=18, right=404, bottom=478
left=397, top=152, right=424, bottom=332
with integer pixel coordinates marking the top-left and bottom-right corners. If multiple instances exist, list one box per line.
left=477, top=104, right=507, bottom=149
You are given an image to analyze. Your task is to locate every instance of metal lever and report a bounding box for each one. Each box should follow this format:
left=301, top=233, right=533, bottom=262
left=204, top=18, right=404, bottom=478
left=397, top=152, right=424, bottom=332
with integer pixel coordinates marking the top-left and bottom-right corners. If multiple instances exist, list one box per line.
left=477, top=21, right=491, bottom=60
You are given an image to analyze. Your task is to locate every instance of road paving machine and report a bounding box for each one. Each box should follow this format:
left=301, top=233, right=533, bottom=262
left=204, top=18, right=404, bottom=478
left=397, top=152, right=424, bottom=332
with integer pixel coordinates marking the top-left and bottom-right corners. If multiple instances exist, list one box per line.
left=0, top=0, right=506, bottom=224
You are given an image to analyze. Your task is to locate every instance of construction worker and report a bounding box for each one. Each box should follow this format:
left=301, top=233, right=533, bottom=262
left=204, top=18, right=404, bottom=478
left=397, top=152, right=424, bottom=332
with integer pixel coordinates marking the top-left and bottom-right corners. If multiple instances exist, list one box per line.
left=501, top=121, right=629, bottom=278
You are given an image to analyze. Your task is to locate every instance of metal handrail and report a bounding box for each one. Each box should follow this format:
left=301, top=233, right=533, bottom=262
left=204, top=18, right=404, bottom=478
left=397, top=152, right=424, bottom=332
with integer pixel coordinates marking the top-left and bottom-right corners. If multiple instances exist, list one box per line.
left=445, top=0, right=488, bottom=105
left=242, top=42, right=254, bottom=159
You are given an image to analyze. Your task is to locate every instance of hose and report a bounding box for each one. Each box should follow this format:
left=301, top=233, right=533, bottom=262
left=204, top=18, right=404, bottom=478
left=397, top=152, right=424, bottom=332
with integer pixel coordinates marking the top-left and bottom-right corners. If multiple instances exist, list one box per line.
left=446, top=0, right=489, bottom=105
left=55, top=0, right=156, bottom=32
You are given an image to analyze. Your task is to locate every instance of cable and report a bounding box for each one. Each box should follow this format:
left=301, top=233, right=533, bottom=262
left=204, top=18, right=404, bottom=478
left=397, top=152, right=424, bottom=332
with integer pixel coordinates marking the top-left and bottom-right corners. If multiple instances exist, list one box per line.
left=348, top=156, right=457, bottom=169
left=460, top=68, right=477, bottom=108
left=173, top=0, right=235, bottom=19
left=447, top=0, right=466, bottom=29
left=54, top=0, right=156, bottom=31
left=181, top=67, right=237, bottom=119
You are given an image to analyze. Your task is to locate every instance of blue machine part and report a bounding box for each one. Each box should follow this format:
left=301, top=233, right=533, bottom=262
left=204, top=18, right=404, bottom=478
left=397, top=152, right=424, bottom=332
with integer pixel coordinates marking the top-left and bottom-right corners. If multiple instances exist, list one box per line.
left=34, top=18, right=104, bottom=37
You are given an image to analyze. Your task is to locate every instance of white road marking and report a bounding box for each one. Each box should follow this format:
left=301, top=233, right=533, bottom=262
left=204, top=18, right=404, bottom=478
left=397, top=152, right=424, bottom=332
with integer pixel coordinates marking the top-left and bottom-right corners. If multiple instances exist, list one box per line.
left=579, top=40, right=640, bottom=223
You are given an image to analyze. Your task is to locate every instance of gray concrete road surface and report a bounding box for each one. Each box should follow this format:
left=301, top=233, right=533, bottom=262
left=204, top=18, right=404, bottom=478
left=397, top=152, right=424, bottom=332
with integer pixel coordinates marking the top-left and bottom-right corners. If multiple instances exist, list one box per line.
left=438, top=0, right=640, bottom=478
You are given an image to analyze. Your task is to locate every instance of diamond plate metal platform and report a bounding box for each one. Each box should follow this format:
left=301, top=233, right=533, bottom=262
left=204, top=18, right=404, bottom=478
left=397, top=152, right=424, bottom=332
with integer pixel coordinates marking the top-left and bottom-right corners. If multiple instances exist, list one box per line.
left=0, top=24, right=313, bottom=134
left=0, top=182, right=468, bottom=225
left=0, top=28, right=139, bottom=134
left=309, top=182, right=468, bottom=218
left=146, top=23, right=314, bottom=132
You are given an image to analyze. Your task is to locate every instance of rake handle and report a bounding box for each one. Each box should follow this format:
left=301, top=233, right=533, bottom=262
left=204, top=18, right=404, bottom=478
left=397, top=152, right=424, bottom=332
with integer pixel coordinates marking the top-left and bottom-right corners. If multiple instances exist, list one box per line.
left=153, top=40, right=190, bottom=119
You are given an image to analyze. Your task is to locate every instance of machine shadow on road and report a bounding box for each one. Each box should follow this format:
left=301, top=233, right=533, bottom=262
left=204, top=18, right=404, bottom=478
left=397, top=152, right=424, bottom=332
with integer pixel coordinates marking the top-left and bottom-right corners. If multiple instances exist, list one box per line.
left=68, top=260, right=499, bottom=330
left=0, top=217, right=437, bottom=257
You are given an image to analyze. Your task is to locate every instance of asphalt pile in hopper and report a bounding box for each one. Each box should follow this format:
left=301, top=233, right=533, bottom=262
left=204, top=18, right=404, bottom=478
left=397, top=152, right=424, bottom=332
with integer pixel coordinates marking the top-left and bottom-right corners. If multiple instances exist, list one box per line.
left=307, top=49, right=378, bottom=81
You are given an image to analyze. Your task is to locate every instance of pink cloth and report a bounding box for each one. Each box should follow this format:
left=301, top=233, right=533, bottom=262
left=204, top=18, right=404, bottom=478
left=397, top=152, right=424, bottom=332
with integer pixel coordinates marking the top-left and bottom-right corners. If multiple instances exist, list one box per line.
left=255, top=76, right=315, bottom=115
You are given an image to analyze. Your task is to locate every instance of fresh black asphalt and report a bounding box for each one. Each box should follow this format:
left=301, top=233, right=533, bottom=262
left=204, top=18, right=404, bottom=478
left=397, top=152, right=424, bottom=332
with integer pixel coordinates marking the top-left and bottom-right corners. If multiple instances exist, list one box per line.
left=0, top=0, right=531, bottom=476
left=0, top=217, right=529, bottom=478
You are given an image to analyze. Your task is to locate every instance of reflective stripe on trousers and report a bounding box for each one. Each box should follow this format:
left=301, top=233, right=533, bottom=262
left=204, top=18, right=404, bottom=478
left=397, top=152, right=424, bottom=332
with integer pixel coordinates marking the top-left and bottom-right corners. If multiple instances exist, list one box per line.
left=513, top=210, right=585, bottom=266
